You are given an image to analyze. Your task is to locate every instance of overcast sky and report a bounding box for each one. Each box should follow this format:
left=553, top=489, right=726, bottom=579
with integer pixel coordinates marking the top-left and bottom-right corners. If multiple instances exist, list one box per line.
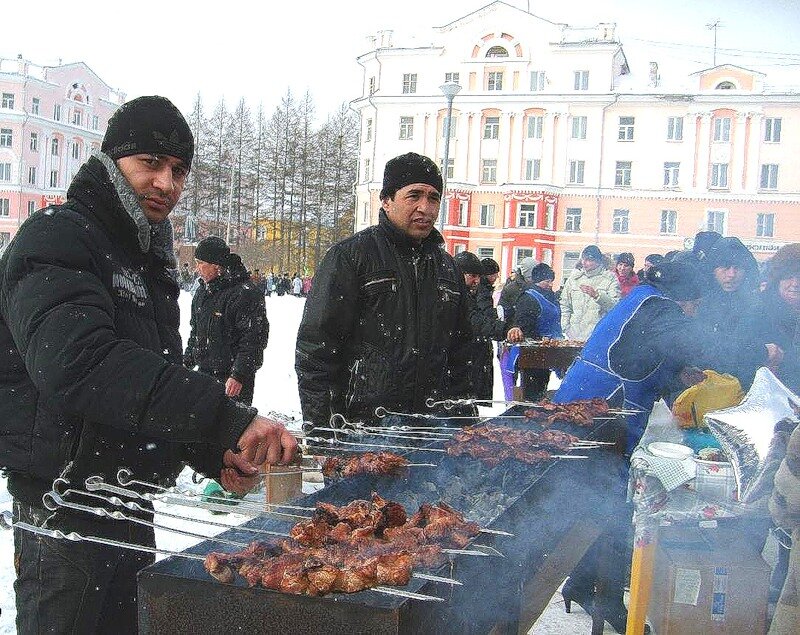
left=3, top=0, right=798, bottom=120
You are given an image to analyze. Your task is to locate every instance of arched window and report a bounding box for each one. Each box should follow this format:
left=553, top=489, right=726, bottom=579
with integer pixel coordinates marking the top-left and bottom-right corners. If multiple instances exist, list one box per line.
left=486, top=46, right=509, bottom=58
left=716, top=81, right=736, bottom=90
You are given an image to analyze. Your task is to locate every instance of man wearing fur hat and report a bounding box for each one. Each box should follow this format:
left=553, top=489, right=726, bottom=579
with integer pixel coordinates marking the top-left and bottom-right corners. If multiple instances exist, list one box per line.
left=296, top=152, right=472, bottom=430
left=560, top=244, right=621, bottom=341
left=0, top=96, right=296, bottom=632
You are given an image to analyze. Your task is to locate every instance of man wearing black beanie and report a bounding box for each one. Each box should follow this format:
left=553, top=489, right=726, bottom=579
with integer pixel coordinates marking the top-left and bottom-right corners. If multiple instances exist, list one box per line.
left=296, top=152, right=473, bottom=431
left=0, top=96, right=295, bottom=633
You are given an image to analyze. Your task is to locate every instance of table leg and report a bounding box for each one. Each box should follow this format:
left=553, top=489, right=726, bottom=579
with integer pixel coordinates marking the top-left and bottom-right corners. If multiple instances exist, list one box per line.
left=626, top=539, right=657, bottom=635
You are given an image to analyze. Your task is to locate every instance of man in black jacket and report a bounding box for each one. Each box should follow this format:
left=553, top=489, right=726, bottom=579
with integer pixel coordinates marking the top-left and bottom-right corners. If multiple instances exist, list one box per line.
left=185, top=237, right=268, bottom=406
left=0, top=96, right=296, bottom=634
left=295, top=152, right=472, bottom=430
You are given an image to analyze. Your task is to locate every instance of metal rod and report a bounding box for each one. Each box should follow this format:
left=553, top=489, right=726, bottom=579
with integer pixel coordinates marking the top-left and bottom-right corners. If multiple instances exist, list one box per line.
left=478, top=528, right=514, bottom=537
left=370, top=586, right=445, bottom=602
left=303, top=438, right=448, bottom=453
left=312, top=427, right=452, bottom=442
left=374, top=407, right=489, bottom=421
left=413, top=572, right=463, bottom=586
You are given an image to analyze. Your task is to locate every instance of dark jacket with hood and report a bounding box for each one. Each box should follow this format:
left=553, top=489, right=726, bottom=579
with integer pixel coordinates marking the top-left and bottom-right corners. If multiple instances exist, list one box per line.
left=295, top=210, right=472, bottom=428
left=0, top=153, right=256, bottom=509
left=465, top=279, right=507, bottom=399
left=184, top=257, right=268, bottom=383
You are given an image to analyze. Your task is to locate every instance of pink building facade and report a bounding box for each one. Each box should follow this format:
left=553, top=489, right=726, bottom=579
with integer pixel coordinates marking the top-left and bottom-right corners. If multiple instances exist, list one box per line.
left=0, top=56, right=124, bottom=249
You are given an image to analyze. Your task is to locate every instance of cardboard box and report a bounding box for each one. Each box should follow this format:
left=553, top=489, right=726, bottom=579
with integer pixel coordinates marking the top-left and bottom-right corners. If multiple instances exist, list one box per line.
left=648, top=527, right=770, bottom=634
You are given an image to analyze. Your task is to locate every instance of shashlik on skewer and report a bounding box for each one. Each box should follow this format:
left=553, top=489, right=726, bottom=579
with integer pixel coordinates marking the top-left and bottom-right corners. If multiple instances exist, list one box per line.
left=523, top=398, right=611, bottom=427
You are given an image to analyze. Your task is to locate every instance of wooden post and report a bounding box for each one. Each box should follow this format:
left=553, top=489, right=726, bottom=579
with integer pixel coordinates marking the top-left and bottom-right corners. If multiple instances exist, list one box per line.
left=626, top=538, right=658, bottom=635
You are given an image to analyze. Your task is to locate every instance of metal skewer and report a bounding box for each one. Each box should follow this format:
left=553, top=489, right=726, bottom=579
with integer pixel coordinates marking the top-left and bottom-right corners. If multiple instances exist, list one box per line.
left=1, top=512, right=448, bottom=602
left=302, top=438, right=448, bottom=453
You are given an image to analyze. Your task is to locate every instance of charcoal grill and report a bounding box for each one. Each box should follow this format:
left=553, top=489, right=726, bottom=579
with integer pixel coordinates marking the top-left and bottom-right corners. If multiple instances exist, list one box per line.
left=138, top=409, right=626, bottom=634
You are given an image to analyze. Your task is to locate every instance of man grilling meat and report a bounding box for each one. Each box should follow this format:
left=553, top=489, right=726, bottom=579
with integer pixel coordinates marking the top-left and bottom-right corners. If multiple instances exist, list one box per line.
left=295, top=152, right=473, bottom=432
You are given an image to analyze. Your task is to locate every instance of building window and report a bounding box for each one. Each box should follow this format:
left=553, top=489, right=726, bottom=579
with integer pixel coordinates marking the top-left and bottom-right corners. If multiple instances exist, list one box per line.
left=571, top=116, right=587, bottom=140
left=574, top=70, right=589, bottom=90
left=72, top=142, right=80, bottom=160
left=716, top=81, right=736, bottom=90
left=365, top=118, right=372, bottom=142
left=362, top=203, right=369, bottom=224
left=51, top=138, right=59, bottom=156
left=27, top=201, right=35, bottom=217
left=764, top=118, right=782, bottom=143
left=612, top=209, right=630, bottom=234
left=516, top=247, right=535, bottom=265
left=525, top=159, right=540, bottom=181
left=0, top=163, right=10, bottom=181
left=527, top=116, right=543, bottom=139
left=706, top=210, right=726, bottom=234
left=30, top=132, right=38, bottom=151
left=488, top=72, right=503, bottom=91
left=660, top=210, right=677, bottom=235
left=0, top=128, right=12, bottom=147
left=486, top=46, right=508, bottom=58
left=615, top=161, right=632, bottom=187
left=477, top=248, right=495, bottom=261
left=458, top=201, right=468, bottom=226
left=760, top=164, right=779, bottom=190
left=481, top=159, right=497, bottom=184
left=442, top=116, right=457, bottom=138
left=0, top=199, right=9, bottom=217
left=31, top=97, right=40, bottom=115
left=710, top=163, right=728, bottom=188
left=562, top=251, right=581, bottom=282
left=92, top=115, right=99, bottom=131
left=72, top=110, right=82, bottom=126
left=618, top=116, right=635, bottom=141
left=713, top=117, right=731, bottom=142
left=484, top=116, right=500, bottom=140
left=439, top=157, right=454, bottom=179
left=518, top=204, right=537, bottom=227
left=49, top=170, right=58, bottom=188
left=445, top=72, right=460, bottom=84
left=402, top=73, right=417, bottom=94
left=667, top=116, right=683, bottom=141
left=569, top=160, right=585, bottom=184
left=545, top=202, right=555, bottom=230
left=368, top=77, right=376, bottom=94
left=28, top=166, right=36, bottom=185
left=454, top=244, right=466, bottom=254
left=530, top=71, right=545, bottom=91
left=399, top=116, right=414, bottom=140
left=363, top=159, right=370, bottom=182
left=53, top=104, right=61, bottom=121
left=565, top=208, right=582, bottom=232
left=756, top=213, right=775, bottom=238
left=479, top=204, right=495, bottom=226
left=1, top=93, right=14, bottom=109
left=663, top=162, right=680, bottom=187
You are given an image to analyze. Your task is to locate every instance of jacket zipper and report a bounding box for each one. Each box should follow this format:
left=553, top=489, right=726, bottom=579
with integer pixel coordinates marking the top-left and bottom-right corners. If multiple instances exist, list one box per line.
left=411, top=250, right=422, bottom=407
left=363, top=276, right=397, bottom=291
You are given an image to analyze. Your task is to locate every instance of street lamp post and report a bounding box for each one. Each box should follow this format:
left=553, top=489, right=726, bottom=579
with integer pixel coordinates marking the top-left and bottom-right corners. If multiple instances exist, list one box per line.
left=438, top=81, right=462, bottom=233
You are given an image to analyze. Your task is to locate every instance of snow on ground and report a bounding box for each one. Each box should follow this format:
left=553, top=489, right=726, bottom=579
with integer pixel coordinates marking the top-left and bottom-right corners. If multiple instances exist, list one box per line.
left=0, top=291, right=609, bottom=633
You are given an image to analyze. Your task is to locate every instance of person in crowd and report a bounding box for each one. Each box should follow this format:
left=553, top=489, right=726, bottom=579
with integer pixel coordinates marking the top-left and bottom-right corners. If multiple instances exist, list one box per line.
left=560, top=245, right=621, bottom=341
left=184, top=237, right=269, bottom=407
left=761, top=243, right=800, bottom=393
left=276, top=273, right=287, bottom=296
left=696, top=236, right=777, bottom=389
left=554, top=259, right=711, bottom=633
left=481, top=257, right=500, bottom=288
left=302, top=275, right=313, bottom=296
left=265, top=271, right=275, bottom=296
left=251, top=268, right=266, bottom=295
left=295, top=152, right=472, bottom=431
left=614, top=252, right=639, bottom=298
left=0, top=96, right=296, bottom=634
left=636, top=253, right=664, bottom=283
left=497, top=256, right=538, bottom=399
left=455, top=251, right=520, bottom=401
left=179, top=261, right=195, bottom=291
left=292, top=273, right=303, bottom=297
left=506, top=263, right=563, bottom=399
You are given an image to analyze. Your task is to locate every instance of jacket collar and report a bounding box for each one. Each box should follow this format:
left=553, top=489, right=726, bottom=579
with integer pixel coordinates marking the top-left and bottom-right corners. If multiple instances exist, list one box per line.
left=377, top=209, right=444, bottom=252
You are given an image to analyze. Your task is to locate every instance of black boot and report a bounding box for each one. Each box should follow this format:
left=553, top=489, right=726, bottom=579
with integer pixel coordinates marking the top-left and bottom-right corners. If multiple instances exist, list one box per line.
left=561, top=576, right=595, bottom=614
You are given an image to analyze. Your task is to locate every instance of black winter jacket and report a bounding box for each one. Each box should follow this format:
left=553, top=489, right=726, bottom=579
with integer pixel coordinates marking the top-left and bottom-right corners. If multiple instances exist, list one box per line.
left=759, top=287, right=800, bottom=394
left=184, top=265, right=268, bottom=382
left=499, top=276, right=531, bottom=324
left=295, top=211, right=472, bottom=427
left=465, top=281, right=507, bottom=399
left=0, top=154, right=255, bottom=507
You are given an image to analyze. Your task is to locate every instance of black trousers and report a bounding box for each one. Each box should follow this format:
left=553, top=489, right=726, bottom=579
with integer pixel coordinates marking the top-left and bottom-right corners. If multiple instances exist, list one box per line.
left=13, top=501, right=155, bottom=635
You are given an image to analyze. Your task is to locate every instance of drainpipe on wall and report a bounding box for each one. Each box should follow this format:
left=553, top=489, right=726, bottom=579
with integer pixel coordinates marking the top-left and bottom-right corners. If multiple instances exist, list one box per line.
left=595, top=94, right=620, bottom=245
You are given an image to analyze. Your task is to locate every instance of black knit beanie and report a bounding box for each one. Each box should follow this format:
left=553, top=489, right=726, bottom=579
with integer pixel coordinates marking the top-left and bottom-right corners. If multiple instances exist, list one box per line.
left=767, top=243, right=800, bottom=285
left=102, top=96, right=194, bottom=167
left=481, top=258, right=500, bottom=275
left=454, top=251, right=483, bottom=275
left=645, top=261, right=703, bottom=301
left=581, top=245, right=604, bottom=263
left=530, top=263, right=555, bottom=284
left=380, top=153, right=443, bottom=200
left=616, top=252, right=635, bottom=267
left=194, top=236, right=230, bottom=267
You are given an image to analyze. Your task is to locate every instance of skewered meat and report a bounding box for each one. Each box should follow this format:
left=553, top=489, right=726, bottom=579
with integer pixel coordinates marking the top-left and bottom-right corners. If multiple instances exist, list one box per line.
left=203, top=495, right=474, bottom=595
left=444, top=424, right=580, bottom=467
left=322, top=452, right=410, bottom=478
left=523, top=398, right=609, bottom=427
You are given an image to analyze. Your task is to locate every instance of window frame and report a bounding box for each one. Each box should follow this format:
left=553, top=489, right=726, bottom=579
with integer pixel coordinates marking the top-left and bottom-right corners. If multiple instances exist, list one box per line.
left=667, top=116, right=683, bottom=141
left=517, top=203, right=537, bottom=228
left=760, top=164, right=779, bottom=190
left=615, top=161, right=632, bottom=187
left=484, top=116, right=500, bottom=140
left=530, top=70, right=545, bottom=91
left=571, top=116, right=587, bottom=140
left=28, top=165, right=36, bottom=185
left=31, top=97, right=40, bottom=115
left=525, top=158, right=541, bottom=181
left=398, top=116, right=414, bottom=140
left=565, top=208, right=582, bottom=232
left=488, top=71, right=504, bottom=91
left=0, top=199, right=10, bottom=217
left=618, top=116, right=635, bottom=142
left=445, top=72, right=460, bottom=84
left=568, top=160, right=585, bottom=185
left=756, top=212, right=775, bottom=238
left=573, top=70, right=589, bottom=90
left=764, top=117, right=782, bottom=143
left=0, top=128, right=12, bottom=147
left=713, top=117, right=731, bottom=142
left=481, top=159, right=497, bottom=184
left=29, top=132, right=38, bottom=152
left=706, top=209, right=727, bottom=234
left=660, top=209, right=678, bottom=235
left=479, top=203, right=495, bottom=226
left=402, top=73, right=417, bottom=94
left=710, top=163, right=729, bottom=189
left=0, top=163, right=11, bottom=181
left=663, top=162, right=680, bottom=188
left=612, top=208, right=630, bottom=234
left=526, top=115, right=543, bottom=139
left=1, top=93, right=14, bottom=109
